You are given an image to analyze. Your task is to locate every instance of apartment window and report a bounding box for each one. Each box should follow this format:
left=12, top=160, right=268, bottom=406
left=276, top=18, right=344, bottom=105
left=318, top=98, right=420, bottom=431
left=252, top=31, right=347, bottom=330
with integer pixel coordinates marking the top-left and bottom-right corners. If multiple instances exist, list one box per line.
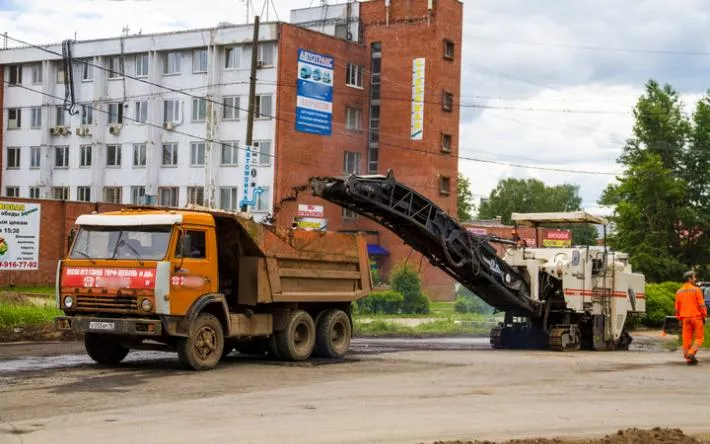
left=31, top=108, right=42, bottom=128
left=346, top=63, right=363, bottom=88
left=193, top=48, right=208, bottom=73
left=254, top=140, right=271, bottom=166
left=80, top=145, right=92, bottom=167
left=55, top=146, right=69, bottom=168
left=8, top=65, right=22, bottom=85
left=7, top=108, right=21, bottom=129
left=81, top=59, right=93, bottom=81
left=133, top=144, right=147, bottom=167
left=52, top=186, right=69, bottom=200
left=29, top=187, right=40, bottom=199
left=255, top=95, right=272, bottom=119
left=164, top=100, right=181, bottom=122
left=187, top=186, right=204, bottom=206
left=135, top=101, right=148, bottom=123
left=255, top=187, right=270, bottom=212
left=345, top=107, right=361, bottom=130
left=442, top=91, right=454, bottom=112
left=108, top=103, right=123, bottom=124
left=106, top=145, right=121, bottom=167
left=223, top=96, right=239, bottom=120
left=221, top=141, right=239, bottom=165
left=164, top=52, right=181, bottom=75
left=190, top=142, right=206, bottom=166
left=30, top=147, right=41, bottom=169
left=439, top=176, right=451, bottom=195
left=30, top=64, right=42, bottom=84
left=259, top=44, right=274, bottom=66
left=444, top=39, right=455, bottom=60
left=136, top=53, right=149, bottom=77
left=441, top=133, right=453, bottom=153
left=162, top=143, right=178, bottom=166
left=55, top=106, right=65, bottom=126
left=56, top=63, right=65, bottom=83
left=5, top=187, right=19, bottom=198
left=220, top=187, right=239, bottom=211
left=344, top=151, right=360, bottom=175
left=159, top=187, right=179, bottom=207
left=131, top=186, right=146, bottom=204
left=81, top=104, right=93, bottom=125
left=225, top=47, right=241, bottom=69
left=6, top=147, right=20, bottom=169
left=192, top=98, right=207, bottom=122
left=103, top=187, right=122, bottom=204
left=77, top=186, right=91, bottom=202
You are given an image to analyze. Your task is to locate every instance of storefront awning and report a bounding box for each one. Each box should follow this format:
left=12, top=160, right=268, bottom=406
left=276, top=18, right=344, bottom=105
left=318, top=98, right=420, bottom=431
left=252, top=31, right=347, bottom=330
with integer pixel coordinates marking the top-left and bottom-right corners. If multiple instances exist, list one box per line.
left=367, top=244, right=390, bottom=256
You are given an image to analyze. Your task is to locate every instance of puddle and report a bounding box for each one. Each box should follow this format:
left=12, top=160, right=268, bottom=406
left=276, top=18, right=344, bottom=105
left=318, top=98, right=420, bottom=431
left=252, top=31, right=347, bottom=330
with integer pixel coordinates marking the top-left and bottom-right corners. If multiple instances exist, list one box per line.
left=0, top=351, right=173, bottom=374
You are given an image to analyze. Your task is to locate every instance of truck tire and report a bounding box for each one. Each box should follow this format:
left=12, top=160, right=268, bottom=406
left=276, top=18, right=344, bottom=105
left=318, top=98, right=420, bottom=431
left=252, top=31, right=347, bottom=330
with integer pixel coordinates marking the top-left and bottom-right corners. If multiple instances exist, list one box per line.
left=84, top=333, right=129, bottom=365
left=275, top=309, right=315, bottom=361
left=314, top=309, right=351, bottom=358
left=177, top=313, right=224, bottom=370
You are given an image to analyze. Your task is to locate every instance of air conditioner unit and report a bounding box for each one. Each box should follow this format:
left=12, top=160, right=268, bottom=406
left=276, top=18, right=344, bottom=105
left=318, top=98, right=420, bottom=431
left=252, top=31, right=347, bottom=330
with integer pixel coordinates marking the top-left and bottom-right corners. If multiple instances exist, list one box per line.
left=75, top=127, right=84, bottom=136
left=109, top=124, right=121, bottom=135
left=58, top=126, right=68, bottom=136
left=163, top=121, right=175, bottom=131
left=256, top=60, right=264, bottom=68
left=49, top=127, right=58, bottom=136
left=83, top=127, right=92, bottom=136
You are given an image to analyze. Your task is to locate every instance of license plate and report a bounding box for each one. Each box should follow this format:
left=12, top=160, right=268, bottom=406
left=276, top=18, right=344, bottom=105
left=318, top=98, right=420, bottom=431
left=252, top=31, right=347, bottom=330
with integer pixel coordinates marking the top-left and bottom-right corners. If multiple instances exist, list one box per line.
left=89, top=321, right=115, bottom=331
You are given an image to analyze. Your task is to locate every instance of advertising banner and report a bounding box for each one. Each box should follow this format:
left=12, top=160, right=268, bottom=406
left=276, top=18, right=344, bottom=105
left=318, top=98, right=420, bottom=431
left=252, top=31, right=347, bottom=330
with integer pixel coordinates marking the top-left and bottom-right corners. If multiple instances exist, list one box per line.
left=296, top=49, right=334, bottom=135
left=0, top=201, right=40, bottom=270
left=297, top=204, right=324, bottom=218
left=411, top=58, right=425, bottom=140
left=62, top=267, right=156, bottom=289
left=294, top=217, right=327, bottom=231
left=543, top=229, right=572, bottom=247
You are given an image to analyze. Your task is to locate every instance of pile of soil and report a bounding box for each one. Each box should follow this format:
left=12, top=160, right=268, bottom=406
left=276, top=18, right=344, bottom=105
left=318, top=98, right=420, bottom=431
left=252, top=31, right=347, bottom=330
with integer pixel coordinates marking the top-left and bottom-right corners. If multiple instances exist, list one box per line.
left=433, top=428, right=707, bottom=444
left=0, top=324, right=82, bottom=343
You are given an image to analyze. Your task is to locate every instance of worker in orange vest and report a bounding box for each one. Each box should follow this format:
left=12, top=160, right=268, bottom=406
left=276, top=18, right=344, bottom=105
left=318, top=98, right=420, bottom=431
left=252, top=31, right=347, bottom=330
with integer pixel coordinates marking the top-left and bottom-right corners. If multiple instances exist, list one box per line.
left=675, top=271, right=707, bottom=365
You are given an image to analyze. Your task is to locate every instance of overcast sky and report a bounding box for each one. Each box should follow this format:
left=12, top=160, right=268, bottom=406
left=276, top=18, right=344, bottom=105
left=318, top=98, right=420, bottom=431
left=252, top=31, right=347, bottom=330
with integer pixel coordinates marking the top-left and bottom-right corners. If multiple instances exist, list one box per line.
left=2, top=0, right=709, bottom=213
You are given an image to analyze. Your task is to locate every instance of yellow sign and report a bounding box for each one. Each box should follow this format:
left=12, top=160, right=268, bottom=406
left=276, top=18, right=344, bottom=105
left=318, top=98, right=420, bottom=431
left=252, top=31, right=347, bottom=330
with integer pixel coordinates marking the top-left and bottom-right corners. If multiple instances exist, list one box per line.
left=411, top=58, right=425, bottom=140
left=543, top=239, right=571, bottom=247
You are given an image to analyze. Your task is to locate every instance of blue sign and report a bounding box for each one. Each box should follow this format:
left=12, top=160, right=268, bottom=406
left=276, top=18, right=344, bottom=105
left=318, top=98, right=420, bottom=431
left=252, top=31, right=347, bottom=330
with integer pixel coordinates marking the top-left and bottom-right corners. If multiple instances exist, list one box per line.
left=295, top=49, right=333, bottom=136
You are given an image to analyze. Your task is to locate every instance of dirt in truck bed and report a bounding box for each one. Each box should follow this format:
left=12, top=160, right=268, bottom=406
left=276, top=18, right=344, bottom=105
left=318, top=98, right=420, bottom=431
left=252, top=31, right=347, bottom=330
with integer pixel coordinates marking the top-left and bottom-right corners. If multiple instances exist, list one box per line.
left=434, top=428, right=708, bottom=443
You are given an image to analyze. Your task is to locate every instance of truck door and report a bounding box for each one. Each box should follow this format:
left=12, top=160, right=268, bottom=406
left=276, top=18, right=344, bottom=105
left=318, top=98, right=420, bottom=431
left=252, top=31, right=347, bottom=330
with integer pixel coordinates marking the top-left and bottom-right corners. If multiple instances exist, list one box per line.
left=170, top=227, right=219, bottom=315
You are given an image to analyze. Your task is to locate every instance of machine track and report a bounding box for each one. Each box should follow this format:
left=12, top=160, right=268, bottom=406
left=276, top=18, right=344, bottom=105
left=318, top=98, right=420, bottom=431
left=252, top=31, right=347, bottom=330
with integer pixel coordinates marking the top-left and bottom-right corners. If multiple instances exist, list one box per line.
left=548, top=326, right=581, bottom=352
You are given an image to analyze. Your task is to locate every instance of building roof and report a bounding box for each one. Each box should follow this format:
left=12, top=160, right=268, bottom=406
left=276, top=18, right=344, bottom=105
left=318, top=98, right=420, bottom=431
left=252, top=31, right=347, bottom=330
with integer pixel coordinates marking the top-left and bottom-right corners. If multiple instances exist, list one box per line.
left=511, top=211, right=607, bottom=226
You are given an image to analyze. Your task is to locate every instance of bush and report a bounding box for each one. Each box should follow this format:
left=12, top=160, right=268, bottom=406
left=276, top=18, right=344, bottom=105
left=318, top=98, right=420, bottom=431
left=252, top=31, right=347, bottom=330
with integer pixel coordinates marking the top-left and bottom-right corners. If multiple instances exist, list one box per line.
left=390, top=263, right=430, bottom=314
left=356, top=290, right=404, bottom=315
left=453, top=287, right=494, bottom=314
left=644, top=281, right=681, bottom=327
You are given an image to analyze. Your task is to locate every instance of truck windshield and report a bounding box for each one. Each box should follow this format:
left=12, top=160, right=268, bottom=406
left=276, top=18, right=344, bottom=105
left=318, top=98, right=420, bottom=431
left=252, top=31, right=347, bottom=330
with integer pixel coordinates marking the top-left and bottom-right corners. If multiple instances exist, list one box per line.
left=70, top=226, right=173, bottom=261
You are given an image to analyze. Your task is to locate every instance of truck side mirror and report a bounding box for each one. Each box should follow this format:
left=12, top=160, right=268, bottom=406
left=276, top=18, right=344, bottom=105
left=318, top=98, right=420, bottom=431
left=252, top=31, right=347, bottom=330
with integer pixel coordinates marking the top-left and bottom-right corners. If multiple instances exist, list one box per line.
left=67, top=227, right=78, bottom=254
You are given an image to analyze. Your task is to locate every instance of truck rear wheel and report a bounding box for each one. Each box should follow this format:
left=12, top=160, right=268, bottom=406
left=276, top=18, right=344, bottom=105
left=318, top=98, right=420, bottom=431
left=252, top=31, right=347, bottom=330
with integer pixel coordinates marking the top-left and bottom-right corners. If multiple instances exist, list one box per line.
left=314, top=309, right=351, bottom=358
left=177, top=313, right=224, bottom=370
left=85, top=333, right=129, bottom=365
left=275, top=310, right=315, bottom=361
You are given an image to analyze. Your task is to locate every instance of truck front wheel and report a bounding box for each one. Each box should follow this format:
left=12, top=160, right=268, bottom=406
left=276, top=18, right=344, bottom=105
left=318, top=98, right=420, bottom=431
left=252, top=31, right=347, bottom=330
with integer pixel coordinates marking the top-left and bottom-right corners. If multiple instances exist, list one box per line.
left=275, top=310, right=315, bottom=361
left=177, top=313, right=224, bottom=370
left=85, top=333, right=129, bottom=365
left=314, top=309, right=352, bottom=359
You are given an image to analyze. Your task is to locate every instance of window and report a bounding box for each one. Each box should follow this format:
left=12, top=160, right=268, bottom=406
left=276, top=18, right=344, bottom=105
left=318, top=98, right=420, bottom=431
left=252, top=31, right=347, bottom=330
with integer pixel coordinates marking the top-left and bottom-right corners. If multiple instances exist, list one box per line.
left=56, top=63, right=65, bottom=83
left=136, top=53, right=149, bottom=77
left=108, top=103, right=123, bottom=124
left=225, top=47, right=241, bottom=69
left=442, top=91, right=454, bottom=112
left=187, top=186, right=204, bottom=206
left=52, top=186, right=69, bottom=200
left=346, top=63, right=363, bottom=88
left=175, top=230, right=206, bottom=258
left=444, top=39, right=455, bottom=60
left=106, top=145, right=121, bottom=167
left=55, top=146, right=69, bottom=168
left=131, top=186, right=146, bottom=204
left=163, top=99, right=181, bottom=122
left=439, top=175, right=451, bottom=195
left=159, top=187, right=179, bottom=206
left=441, top=133, right=453, bottom=153
left=223, top=96, right=239, bottom=120
left=108, top=56, right=123, bottom=79
left=6, top=147, right=20, bottom=169
left=7, top=108, right=21, bottom=129
left=81, top=105, right=93, bottom=125
left=254, top=140, right=271, bottom=166
left=220, top=187, right=239, bottom=211
left=31, top=107, right=42, bottom=128
left=77, top=186, right=91, bottom=202
left=29, top=187, right=40, bottom=199
left=133, top=144, right=146, bottom=167
left=31, top=64, right=42, bottom=84
left=80, top=145, right=92, bottom=167
left=259, top=44, right=274, bottom=66
left=135, top=101, right=148, bottom=123
left=103, top=187, right=122, bottom=203
left=30, top=147, right=41, bottom=169
left=190, top=142, right=206, bottom=166
left=255, top=95, right=272, bottom=119
left=81, top=59, right=93, bottom=81
left=344, top=151, right=360, bottom=175
left=162, top=143, right=178, bottom=166
left=164, top=52, right=181, bottom=75
left=192, top=98, right=207, bottom=121
left=255, top=187, right=270, bottom=212
left=345, top=107, right=361, bottom=130
left=193, top=48, right=208, bottom=72
left=221, top=141, right=239, bottom=165
left=8, top=65, right=22, bottom=85
left=5, top=187, right=19, bottom=197
left=55, top=106, right=65, bottom=126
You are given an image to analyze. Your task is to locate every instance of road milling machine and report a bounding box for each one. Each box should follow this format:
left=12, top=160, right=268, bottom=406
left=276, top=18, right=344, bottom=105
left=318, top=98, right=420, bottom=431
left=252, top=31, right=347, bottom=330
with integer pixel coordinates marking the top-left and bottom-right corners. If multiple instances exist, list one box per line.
left=310, top=171, right=645, bottom=351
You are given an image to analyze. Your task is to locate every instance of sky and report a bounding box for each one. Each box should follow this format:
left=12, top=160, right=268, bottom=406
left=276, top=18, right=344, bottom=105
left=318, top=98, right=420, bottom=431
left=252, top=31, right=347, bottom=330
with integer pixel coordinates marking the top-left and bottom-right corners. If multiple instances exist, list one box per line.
left=2, top=0, right=710, bottom=214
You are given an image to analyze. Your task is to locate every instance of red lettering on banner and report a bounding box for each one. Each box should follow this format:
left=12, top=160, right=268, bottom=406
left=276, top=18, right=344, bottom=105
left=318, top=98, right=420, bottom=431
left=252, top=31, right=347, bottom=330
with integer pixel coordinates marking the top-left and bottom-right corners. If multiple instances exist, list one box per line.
left=545, top=230, right=571, bottom=240
left=61, top=267, right=156, bottom=289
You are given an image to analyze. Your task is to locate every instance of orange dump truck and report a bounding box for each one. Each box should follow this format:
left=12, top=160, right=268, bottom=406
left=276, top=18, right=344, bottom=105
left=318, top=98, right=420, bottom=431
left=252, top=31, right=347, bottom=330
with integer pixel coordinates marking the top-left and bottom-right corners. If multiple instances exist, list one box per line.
left=55, top=208, right=371, bottom=370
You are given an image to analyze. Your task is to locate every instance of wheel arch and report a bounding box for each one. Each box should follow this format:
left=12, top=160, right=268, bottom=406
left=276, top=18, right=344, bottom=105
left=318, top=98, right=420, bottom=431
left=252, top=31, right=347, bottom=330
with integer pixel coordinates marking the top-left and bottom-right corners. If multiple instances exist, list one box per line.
left=186, top=293, right=231, bottom=337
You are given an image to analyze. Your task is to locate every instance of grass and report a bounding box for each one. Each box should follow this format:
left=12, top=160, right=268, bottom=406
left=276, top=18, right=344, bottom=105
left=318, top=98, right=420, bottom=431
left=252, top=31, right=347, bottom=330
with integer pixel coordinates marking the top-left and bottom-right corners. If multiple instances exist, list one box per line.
left=353, top=317, right=497, bottom=337
left=0, top=301, right=62, bottom=328
left=0, top=285, right=54, bottom=295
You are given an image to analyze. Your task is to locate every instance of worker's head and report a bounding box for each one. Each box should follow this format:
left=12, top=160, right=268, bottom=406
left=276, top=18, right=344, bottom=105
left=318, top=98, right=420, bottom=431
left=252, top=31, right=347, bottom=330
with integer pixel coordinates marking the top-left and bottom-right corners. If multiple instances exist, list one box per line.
left=683, top=270, right=696, bottom=283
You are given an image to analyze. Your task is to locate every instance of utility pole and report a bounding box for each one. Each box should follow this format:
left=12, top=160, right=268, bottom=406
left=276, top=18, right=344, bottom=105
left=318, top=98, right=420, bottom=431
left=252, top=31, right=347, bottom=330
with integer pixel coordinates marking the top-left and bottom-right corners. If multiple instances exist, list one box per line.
left=242, top=14, right=260, bottom=212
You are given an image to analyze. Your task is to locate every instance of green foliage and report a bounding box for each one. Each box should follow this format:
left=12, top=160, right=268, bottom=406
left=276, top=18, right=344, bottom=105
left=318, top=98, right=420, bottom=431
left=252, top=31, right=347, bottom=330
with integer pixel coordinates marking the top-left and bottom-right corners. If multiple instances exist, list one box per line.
left=390, top=263, right=430, bottom=314
left=369, top=261, right=382, bottom=287
left=453, top=287, right=494, bottom=314
left=643, top=281, right=681, bottom=327
left=356, top=290, right=404, bottom=315
left=0, top=301, right=61, bottom=328
left=457, top=173, right=475, bottom=221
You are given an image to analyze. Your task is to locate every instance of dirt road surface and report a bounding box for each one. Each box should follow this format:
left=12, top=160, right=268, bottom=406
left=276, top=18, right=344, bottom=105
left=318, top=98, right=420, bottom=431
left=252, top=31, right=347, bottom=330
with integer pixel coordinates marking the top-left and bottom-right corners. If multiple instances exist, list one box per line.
left=0, top=337, right=708, bottom=444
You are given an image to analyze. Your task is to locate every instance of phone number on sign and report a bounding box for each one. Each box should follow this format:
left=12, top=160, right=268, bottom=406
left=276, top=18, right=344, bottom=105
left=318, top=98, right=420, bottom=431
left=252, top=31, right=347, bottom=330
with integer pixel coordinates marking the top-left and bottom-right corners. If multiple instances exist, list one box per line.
left=0, top=261, right=38, bottom=269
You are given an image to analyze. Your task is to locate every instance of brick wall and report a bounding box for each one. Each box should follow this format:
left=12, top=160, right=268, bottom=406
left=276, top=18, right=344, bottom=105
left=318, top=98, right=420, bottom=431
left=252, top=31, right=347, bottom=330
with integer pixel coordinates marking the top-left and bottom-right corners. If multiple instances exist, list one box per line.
left=0, top=65, right=4, bottom=186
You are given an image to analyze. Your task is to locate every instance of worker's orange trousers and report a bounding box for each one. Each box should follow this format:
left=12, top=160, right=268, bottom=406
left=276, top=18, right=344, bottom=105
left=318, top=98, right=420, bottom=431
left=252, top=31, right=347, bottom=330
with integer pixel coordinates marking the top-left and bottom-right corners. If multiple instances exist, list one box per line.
left=681, top=318, right=705, bottom=359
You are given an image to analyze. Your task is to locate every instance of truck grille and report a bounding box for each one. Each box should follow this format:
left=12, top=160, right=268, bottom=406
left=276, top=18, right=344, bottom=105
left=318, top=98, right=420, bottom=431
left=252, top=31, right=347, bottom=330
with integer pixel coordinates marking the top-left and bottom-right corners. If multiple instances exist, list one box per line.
left=76, top=295, right=138, bottom=311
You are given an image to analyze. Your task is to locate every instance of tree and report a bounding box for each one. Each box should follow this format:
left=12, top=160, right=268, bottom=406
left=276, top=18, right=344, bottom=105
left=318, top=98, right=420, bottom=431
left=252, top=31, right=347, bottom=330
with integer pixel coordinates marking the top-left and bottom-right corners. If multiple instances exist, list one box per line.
left=457, top=173, right=475, bottom=221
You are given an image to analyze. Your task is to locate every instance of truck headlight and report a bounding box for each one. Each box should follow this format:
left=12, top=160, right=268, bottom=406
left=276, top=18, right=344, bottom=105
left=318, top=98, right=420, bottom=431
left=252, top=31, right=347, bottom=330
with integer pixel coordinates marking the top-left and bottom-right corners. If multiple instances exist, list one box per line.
left=63, top=295, right=74, bottom=308
left=140, top=298, right=153, bottom=312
